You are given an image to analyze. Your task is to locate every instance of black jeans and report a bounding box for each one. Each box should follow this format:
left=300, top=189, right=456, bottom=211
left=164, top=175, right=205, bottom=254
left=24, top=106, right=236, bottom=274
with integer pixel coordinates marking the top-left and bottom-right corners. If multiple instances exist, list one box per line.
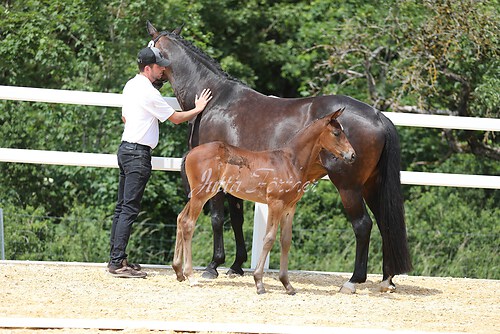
left=109, top=142, right=152, bottom=266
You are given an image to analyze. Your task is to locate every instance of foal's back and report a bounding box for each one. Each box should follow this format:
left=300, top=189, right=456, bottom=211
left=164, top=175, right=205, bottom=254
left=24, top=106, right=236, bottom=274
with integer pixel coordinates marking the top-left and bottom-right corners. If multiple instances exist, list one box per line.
left=185, top=141, right=300, bottom=204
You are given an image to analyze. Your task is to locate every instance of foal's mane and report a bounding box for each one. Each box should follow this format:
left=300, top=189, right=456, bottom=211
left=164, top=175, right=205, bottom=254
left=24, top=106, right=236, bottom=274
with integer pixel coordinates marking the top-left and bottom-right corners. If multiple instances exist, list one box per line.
left=284, top=115, right=331, bottom=147
left=164, top=31, right=246, bottom=85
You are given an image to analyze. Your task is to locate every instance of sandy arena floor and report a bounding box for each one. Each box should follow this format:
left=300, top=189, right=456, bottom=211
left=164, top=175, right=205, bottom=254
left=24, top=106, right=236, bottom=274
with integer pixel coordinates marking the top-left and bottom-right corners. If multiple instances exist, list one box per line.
left=0, top=261, right=498, bottom=333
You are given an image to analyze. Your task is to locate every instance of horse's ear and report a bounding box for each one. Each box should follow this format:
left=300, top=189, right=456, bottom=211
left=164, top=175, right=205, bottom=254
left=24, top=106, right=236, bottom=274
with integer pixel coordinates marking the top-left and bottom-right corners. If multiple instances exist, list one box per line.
left=147, top=21, right=159, bottom=39
left=172, top=23, right=185, bottom=35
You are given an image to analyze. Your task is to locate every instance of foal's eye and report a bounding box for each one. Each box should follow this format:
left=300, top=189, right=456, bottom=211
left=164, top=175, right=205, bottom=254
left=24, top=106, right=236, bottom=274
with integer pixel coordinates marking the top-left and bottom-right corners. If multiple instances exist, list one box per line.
left=333, top=129, right=340, bottom=137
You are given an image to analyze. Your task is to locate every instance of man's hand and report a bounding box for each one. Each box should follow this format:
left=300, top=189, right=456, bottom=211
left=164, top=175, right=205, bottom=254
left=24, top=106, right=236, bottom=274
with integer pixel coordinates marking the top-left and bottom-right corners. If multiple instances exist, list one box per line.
left=167, top=88, right=213, bottom=124
left=194, top=88, right=213, bottom=112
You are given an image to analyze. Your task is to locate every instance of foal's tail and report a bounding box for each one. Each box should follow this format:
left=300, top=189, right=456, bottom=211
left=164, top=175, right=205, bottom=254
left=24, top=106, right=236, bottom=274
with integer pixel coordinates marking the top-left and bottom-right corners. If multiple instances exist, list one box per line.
left=376, top=115, right=412, bottom=276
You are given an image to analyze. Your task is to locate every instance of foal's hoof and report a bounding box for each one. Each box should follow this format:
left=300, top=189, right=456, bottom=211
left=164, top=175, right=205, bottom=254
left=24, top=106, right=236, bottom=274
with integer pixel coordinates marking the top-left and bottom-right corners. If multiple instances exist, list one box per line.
left=339, top=281, right=356, bottom=294
left=189, top=278, right=200, bottom=287
left=201, top=268, right=219, bottom=279
left=256, top=287, right=266, bottom=295
left=286, top=288, right=297, bottom=295
left=226, top=267, right=244, bottom=278
left=174, top=271, right=186, bottom=282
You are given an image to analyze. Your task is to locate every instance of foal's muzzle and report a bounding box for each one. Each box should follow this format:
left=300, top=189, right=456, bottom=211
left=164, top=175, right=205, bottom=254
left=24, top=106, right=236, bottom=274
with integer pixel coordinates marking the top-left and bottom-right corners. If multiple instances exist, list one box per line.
left=343, top=151, right=356, bottom=164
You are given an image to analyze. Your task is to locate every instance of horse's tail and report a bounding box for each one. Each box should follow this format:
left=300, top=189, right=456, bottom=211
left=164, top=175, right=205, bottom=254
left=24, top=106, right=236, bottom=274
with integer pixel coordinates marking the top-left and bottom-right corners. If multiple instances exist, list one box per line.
left=180, top=152, right=191, bottom=198
left=376, top=114, right=412, bottom=275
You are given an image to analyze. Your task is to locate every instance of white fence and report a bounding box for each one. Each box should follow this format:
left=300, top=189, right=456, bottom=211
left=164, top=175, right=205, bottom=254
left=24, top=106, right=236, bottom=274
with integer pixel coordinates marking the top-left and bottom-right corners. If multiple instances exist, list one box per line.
left=1, top=85, right=499, bottom=187
left=1, top=85, right=499, bottom=267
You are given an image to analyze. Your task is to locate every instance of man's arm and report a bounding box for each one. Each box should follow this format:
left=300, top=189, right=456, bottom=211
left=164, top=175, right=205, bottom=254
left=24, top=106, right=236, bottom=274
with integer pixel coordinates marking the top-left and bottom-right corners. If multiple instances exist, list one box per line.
left=168, top=108, right=203, bottom=124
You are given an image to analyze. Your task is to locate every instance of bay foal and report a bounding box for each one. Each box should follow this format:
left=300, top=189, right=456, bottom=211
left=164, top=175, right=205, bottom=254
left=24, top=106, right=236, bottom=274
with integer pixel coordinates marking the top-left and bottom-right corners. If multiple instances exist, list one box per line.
left=173, top=108, right=355, bottom=294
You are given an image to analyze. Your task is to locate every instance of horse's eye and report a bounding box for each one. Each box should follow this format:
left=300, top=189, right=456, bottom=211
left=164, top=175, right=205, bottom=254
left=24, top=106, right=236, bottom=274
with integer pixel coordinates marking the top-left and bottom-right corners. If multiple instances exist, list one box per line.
left=333, top=129, right=340, bottom=137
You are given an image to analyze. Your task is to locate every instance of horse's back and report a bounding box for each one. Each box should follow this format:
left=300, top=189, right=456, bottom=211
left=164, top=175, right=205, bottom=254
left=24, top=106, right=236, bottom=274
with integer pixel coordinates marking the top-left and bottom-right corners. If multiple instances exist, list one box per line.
left=198, top=90, right=389, bottom=187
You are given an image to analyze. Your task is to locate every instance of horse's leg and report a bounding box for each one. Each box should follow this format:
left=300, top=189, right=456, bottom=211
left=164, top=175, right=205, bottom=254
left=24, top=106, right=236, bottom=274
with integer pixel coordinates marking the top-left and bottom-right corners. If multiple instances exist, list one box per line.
left=227, top=194, right=246, bottom=276
left=363, top=178, right=397, bottom=293
left=202, top=191, right=226, bottom=279
left=336, top=187, right=373, bottom=294
left=253, top=202, right=282, bottom=294
left=362, top=181, right=394, bottom=292
left=278, top=206, right=296, bottom=295
left=172, top=202, right=189, bottom=282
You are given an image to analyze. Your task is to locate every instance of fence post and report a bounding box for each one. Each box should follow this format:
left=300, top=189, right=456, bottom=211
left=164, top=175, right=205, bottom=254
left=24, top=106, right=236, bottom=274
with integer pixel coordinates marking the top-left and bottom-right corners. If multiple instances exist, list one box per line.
left=251, top=203, right=269, bottom=270
left=0, top=208, right=4, bottom=260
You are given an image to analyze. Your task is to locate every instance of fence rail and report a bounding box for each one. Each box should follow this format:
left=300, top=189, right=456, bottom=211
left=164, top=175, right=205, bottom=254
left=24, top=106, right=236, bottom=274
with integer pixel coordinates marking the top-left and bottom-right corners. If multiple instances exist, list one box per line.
left=0, top=85, right=181, bottom=109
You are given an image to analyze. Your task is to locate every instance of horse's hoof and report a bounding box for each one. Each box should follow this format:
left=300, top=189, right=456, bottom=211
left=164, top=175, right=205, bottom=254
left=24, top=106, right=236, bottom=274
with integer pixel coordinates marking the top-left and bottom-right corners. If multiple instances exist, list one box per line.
left=380, top=280, right=396, bottom=293
left=226, top=268, right=244, bottom=278
left=256, top=288, right=266, bottom=294
left=286, top=288, right=296, bottom=295
left=339, top=281, right=356, bottom=294
left=201, top=269, right=219, bottom=279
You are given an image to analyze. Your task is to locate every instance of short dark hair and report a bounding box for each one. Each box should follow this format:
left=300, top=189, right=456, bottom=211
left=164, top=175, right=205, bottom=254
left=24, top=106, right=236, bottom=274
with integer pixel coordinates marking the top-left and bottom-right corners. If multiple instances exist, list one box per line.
left=138, top=62, right=151, bottom=72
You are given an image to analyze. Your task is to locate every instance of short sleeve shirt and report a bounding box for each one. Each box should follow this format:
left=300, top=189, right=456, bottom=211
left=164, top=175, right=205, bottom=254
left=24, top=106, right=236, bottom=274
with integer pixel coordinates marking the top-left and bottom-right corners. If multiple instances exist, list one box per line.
left=121, top=74, right=175, bottom=149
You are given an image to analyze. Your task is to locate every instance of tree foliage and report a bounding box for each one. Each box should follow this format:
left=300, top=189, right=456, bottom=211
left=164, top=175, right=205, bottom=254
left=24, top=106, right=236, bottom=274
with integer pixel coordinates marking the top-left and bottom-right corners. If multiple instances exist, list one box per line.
left=0, top=0, right=498, bottom=279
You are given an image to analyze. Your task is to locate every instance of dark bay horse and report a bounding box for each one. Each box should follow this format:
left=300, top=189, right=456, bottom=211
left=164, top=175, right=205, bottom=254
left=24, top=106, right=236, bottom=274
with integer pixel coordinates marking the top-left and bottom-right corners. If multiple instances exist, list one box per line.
left=174, top=109, right=355, bottom=294
left=147, top=22, right=412, bottom=293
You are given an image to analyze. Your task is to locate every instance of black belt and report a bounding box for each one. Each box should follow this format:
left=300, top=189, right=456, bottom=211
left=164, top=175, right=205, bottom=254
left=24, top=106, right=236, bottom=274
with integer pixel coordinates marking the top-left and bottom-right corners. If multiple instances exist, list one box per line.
left=121, top=141, right=151, bottom=152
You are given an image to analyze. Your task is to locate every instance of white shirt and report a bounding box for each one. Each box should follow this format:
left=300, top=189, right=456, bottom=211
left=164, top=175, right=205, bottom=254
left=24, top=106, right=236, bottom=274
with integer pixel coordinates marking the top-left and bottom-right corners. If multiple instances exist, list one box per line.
left=121, top=74, right=175, bottom=149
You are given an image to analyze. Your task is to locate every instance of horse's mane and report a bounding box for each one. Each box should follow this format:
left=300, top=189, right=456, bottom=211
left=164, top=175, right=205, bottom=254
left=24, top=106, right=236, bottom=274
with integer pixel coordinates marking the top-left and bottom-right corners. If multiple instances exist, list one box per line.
left=165, top=31, right=247, bottom=86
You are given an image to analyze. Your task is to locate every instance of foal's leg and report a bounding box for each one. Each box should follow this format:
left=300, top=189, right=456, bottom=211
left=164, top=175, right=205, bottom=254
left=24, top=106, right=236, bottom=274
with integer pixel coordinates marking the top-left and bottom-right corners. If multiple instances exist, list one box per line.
left=173, top=203, right=190, bottom=282
left=253, top=202, right=282, bottom=294
left=279, top=206, right=296, bottom=295
left=178, top=198, right=206, bottom=286
left=227, top=194, right=247, bottom=276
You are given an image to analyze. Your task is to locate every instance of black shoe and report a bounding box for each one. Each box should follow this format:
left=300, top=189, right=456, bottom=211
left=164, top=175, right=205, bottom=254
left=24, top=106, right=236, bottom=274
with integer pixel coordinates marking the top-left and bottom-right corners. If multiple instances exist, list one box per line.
left=107, top=259, right=142, bottom=271
left=108, top=265, right=147, bottom=278
left=122, top=259, right=142, bottom=271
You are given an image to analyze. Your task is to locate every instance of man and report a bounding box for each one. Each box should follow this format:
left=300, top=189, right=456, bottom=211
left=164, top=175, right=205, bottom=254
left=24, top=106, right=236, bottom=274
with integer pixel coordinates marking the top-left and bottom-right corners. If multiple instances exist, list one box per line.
left=108, top=46, right=212, bottom=278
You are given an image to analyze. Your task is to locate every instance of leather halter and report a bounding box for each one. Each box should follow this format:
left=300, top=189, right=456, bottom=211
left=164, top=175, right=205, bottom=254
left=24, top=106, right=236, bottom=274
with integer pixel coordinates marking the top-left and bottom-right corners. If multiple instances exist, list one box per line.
left=149, top=31, right=169, bottom=47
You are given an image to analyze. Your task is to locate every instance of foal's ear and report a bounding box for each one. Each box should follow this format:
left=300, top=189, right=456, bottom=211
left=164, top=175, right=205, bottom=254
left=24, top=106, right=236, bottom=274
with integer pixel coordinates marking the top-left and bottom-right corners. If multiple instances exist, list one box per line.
left=147, top=21, right=159, bottom=38
left=172, top=23, right=185, bottom=35
left=329, top=107, right=345, bottom=122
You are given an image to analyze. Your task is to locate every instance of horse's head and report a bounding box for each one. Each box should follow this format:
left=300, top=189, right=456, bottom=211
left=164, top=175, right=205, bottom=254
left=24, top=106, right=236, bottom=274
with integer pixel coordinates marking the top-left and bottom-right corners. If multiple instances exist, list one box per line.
left=319, top=108, right=356, bottom=164
left=146, top=21, right=228, bottom=79
left=145, top=21, right=201, bottom=109
left=145, top=21, right=233, bottom=111
left=145, top=21, right=179, bottom=84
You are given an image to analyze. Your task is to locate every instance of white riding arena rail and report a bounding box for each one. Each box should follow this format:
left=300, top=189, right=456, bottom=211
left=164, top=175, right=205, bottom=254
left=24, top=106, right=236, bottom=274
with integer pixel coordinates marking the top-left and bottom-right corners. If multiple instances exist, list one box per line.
left=1, top=85, right=499, bottom=269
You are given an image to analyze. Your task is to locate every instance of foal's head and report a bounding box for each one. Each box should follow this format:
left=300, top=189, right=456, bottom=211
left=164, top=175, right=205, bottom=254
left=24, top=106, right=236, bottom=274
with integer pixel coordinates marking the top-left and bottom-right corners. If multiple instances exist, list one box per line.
left=318, top=108, right=356, bottom=164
